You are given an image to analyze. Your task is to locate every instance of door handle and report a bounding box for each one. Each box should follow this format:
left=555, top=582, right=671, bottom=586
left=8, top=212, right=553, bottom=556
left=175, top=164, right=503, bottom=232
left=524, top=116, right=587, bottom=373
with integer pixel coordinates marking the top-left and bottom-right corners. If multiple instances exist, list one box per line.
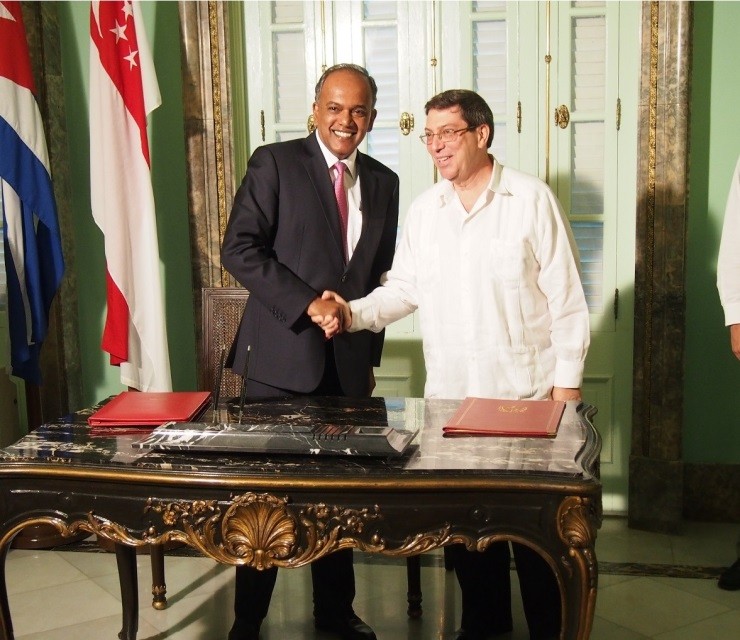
left=554, top=104, right=570, bottom=129
left=399, top=112, right=414, bottom=136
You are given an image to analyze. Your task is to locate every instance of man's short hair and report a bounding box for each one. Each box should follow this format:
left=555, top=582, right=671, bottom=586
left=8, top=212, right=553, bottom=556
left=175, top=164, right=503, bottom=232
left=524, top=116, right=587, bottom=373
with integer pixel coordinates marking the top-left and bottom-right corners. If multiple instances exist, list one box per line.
left=424, top=89, right=494, bottom=148
left=314, top=64, right=378, bottom=107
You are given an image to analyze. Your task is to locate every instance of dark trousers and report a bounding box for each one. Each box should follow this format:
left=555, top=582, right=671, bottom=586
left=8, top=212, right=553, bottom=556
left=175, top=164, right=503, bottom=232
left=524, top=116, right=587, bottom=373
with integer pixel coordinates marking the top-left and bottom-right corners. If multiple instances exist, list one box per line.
left=233, top=342, right=357, bottom=624
left=448, top=541, right=561, bottom=640
left=234, top=548, right=356, bottom=623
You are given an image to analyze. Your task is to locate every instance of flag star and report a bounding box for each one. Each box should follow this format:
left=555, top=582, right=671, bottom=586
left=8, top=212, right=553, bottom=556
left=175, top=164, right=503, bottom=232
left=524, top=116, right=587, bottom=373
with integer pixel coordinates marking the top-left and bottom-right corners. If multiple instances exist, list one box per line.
left=121, top=1, right=134, bottom=21
left=110, top=21, right=128, bottom=43
left=123, top=48, right=139, bottom=70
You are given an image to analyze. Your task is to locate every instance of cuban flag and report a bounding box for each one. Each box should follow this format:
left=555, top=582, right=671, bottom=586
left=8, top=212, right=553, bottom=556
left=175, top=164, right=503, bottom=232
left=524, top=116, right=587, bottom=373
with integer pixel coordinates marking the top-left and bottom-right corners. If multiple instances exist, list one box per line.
left=0, top=1, right=65, bottom=385
left=90, top=0, right=171, bottom=391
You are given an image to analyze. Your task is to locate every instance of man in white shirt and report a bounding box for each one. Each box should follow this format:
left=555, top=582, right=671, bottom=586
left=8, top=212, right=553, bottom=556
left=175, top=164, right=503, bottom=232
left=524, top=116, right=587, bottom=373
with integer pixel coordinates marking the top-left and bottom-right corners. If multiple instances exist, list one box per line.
left=315, top=89, right=590, bottom=640
left=716, top=155, right=740, bottom=592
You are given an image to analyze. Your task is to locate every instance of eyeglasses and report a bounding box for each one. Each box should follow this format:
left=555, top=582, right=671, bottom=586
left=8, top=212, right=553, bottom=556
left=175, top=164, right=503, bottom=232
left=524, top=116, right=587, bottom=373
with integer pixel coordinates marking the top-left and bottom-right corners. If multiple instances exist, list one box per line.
left=419, top=126, right=476, bottom=145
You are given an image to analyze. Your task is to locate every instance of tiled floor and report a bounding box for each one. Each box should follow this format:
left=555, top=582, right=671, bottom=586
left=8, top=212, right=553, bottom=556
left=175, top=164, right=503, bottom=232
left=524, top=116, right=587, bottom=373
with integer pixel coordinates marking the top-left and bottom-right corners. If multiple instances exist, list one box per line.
left=5, top=517, right=739, bottom=639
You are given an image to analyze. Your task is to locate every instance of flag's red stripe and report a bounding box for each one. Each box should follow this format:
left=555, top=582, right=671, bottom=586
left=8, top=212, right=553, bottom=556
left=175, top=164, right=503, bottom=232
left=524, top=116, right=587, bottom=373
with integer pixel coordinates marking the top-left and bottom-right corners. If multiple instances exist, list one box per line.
left=101, top=268, right=129, bottom=365
left=89, top=1, right=150, bottom=165
left=0, top=1, right=37, bottom=93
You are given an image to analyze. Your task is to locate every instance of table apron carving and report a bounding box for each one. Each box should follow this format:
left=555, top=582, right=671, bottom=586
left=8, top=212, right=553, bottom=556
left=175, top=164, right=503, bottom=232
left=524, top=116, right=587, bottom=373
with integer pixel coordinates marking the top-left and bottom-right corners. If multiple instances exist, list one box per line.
left=1, top=483, right=600, bottom=640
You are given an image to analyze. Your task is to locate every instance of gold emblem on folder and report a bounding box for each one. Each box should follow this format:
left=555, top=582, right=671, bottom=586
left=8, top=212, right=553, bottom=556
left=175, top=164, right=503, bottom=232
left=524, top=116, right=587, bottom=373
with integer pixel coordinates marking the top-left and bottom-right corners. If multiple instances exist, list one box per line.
left=498, top=404, right=528, bottom=413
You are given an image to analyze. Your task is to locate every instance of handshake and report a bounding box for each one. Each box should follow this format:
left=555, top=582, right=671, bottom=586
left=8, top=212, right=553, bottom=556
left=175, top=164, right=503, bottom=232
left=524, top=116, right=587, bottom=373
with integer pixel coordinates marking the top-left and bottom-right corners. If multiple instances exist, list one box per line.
left=308, top=290, right=351, bottom=339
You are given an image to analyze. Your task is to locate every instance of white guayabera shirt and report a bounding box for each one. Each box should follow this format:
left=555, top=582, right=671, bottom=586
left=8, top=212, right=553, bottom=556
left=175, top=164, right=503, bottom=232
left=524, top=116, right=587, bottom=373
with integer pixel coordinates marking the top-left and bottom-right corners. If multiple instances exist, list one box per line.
left=350, top=159, right=590, bottom=400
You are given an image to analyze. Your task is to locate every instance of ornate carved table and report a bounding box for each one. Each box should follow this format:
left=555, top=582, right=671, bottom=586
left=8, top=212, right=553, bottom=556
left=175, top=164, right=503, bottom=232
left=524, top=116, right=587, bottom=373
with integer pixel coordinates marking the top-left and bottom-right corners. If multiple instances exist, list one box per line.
left=0, top=397, right=601, bottom=640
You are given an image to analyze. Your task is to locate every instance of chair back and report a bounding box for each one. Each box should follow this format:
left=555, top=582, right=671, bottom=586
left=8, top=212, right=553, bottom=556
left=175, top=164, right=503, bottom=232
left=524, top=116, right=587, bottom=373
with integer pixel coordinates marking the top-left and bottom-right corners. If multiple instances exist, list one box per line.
left=200, top=287, right=250, bottom=398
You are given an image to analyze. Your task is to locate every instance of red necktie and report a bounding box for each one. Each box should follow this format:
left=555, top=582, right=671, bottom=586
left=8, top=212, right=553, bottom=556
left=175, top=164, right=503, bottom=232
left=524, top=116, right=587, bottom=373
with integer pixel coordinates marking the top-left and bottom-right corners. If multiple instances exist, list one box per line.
left=333, top=161, right=349, bottom=261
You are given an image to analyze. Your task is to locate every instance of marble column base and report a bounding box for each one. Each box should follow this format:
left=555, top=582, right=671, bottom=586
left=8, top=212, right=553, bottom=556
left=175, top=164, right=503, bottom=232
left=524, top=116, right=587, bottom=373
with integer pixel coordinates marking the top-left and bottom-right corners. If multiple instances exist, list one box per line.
left=628, top=455, right=684, bottom=533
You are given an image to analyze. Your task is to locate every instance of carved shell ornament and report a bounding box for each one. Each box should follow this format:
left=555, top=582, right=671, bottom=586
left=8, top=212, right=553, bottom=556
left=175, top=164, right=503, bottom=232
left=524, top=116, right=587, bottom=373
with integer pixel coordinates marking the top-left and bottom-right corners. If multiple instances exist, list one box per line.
left=558, top=496, right=599, bottom=549
left=142, top=492, right=384, bottom=568
left=221, top=494, right=297, bottom=569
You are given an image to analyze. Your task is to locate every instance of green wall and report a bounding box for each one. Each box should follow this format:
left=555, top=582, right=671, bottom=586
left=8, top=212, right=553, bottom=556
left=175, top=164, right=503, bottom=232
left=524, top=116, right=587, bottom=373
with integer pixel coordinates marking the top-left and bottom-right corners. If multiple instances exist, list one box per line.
left=684, top=1, right=740, bottom=464
left=59, top=1, right=196, bottom=407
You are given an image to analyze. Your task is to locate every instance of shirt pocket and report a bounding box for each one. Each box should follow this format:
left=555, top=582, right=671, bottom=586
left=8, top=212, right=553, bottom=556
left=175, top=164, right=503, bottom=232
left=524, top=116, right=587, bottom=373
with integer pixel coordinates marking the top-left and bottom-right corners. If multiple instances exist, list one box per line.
left=489, top=238, right=528, bottom=288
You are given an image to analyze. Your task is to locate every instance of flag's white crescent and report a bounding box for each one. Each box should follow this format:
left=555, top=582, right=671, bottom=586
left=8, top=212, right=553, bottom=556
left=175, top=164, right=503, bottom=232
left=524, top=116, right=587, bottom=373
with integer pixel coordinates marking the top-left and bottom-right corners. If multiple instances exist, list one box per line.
left=0, top=2, right=17, bottom=22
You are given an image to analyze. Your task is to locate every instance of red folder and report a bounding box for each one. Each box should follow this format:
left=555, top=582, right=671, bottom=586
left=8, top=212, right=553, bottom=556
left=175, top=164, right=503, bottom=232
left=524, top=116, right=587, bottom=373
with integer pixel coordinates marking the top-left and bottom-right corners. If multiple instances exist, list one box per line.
left=443, top=397, right=565, bottom=437
left=88, top=391, right=211, bottom=427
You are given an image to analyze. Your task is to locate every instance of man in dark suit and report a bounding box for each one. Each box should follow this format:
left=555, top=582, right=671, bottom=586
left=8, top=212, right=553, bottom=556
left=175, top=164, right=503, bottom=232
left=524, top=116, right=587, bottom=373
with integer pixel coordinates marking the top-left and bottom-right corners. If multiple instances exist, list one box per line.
left=221, top=64, right=399, bottom=640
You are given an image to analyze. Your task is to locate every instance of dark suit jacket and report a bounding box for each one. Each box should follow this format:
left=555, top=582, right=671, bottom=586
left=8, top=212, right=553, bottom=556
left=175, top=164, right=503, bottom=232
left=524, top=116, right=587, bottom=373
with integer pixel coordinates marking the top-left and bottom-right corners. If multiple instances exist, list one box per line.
left=221, top=132, right=399, bottom=397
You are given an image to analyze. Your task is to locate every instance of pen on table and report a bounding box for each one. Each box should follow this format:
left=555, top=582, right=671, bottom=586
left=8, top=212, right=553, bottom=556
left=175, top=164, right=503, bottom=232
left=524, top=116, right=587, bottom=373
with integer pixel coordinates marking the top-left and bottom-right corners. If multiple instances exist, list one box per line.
left=211, top=346, right=225, bottom=423
left=238, top=344, right=251, bottom=424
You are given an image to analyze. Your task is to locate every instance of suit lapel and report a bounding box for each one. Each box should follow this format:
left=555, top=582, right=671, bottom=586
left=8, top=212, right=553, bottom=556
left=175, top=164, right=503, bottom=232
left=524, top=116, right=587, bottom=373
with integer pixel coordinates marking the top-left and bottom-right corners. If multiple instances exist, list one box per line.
left=353, top=152, right=385, bottom=262
left=357, top=153, right=382, bottom=219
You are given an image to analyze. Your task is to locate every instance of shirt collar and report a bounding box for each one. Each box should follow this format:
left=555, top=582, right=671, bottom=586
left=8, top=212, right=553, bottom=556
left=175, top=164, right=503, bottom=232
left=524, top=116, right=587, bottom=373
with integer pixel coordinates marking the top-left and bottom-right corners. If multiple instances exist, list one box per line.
left=315, top=132, right=358, bottom=178
left=489, top=156, right=510, bottom=195
left=439, top=155, right=507, bottom=207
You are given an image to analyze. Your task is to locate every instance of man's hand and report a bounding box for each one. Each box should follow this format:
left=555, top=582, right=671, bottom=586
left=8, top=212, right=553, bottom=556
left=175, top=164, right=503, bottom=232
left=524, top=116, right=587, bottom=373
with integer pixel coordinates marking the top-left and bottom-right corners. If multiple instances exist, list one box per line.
left=551, top=387, right=582, bottom=402
left=313, top=290, right=351, bottom=338
left=730, top=324, right=740, bottom=360
left=307, top=296, right=345, bottom=337
left=308, top=291, right=351, bottom=338
left=321, top=290, right=350, bottom=323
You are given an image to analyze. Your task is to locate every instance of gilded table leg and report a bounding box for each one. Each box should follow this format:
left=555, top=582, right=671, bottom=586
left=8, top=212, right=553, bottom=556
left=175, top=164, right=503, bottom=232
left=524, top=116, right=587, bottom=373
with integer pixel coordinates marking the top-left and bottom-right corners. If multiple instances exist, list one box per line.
left=115, top=543, right=139, bottom=640
left=0, top=542, right=13, bottom=640
left=557, top=496, right=600, bottom=640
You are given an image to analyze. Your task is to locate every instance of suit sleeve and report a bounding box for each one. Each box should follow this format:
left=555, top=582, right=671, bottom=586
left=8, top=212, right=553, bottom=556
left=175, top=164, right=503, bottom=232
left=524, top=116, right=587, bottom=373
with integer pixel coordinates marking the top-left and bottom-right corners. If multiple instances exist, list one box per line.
left=221, top=147, right=318, bottom=330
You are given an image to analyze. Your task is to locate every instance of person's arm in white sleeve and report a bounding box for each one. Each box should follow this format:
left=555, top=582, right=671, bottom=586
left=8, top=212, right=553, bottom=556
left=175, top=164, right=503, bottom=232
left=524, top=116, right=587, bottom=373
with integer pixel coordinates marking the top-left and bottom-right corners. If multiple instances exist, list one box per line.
left=535, top=187, right=591, bottom=391
left=349, top=204, right=421, bottom=332
left=718, top=156, right=740, bottom=360
left=718, top=157, right=740, bottom=326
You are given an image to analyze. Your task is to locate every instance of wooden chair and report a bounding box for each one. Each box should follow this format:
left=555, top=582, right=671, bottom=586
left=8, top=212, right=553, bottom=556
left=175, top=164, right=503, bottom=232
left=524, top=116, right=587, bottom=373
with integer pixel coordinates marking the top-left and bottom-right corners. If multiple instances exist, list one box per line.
left=200, top=287, right=251, bottom=397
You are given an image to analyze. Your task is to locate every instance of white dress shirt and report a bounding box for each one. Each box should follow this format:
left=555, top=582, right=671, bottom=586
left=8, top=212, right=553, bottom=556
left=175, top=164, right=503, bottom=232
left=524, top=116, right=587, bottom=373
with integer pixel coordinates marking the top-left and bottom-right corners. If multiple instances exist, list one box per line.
left=718, top=156, right=740, bottom=326
left=315, top=134, right=362, bottom=260
left=349, top=159, right=590, bottom=400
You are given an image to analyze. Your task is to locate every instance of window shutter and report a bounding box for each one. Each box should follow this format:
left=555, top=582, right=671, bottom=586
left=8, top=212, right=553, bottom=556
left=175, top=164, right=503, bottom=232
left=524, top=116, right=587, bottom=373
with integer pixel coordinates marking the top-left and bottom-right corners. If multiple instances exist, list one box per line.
left=363, top=4, right=401, bottom=173
left=471, top=6, right=508, bottom=161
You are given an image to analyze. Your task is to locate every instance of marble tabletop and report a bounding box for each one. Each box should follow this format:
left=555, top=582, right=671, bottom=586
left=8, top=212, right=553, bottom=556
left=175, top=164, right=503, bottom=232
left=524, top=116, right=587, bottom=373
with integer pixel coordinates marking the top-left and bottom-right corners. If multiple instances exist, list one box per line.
left=0, top=396, right=598, bottom=481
